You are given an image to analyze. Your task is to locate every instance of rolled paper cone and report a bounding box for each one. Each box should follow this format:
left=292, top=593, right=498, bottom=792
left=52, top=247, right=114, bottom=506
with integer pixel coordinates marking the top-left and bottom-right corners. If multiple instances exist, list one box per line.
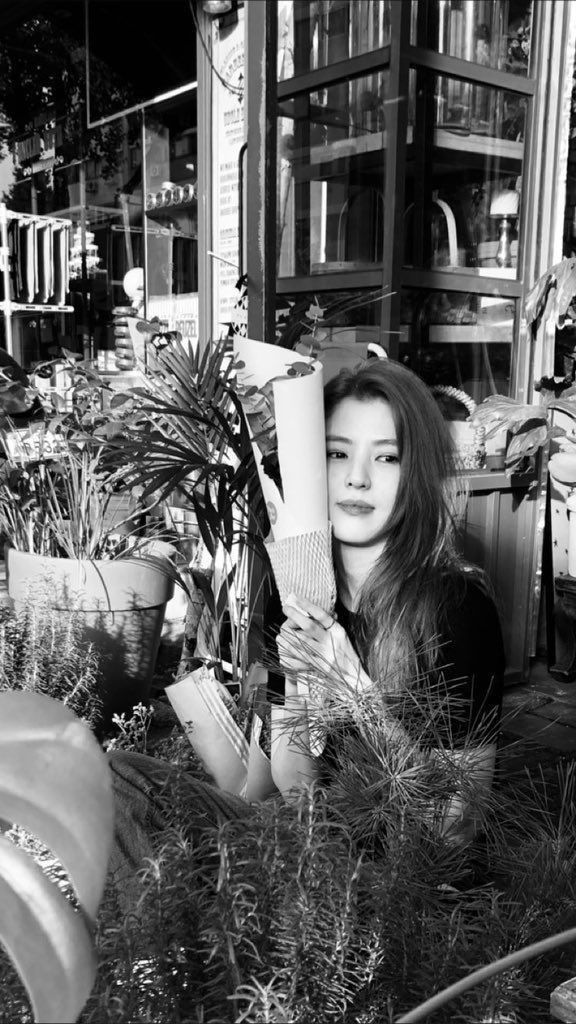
left=242, top=717, right=277, bottom=802
left=270, top=696, right=319, bottom=802
left=265, top=524, right=337, bottom=610
left=166, top=667, right=248, bottom=795
left=272, top=366, right=327, bottom=538
left=568, top=494, right=576, bottom=577
left=234, top=337, right=328, bottom=540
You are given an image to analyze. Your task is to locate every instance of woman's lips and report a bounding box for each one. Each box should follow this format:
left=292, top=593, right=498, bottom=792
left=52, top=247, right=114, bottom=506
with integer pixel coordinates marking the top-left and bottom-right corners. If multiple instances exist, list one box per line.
left=337, top=501, right=374, bottom=515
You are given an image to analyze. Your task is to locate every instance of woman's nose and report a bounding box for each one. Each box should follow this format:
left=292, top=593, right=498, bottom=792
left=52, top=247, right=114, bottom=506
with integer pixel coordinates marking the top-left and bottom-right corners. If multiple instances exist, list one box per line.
left=345, top=457, right=370, bottom=489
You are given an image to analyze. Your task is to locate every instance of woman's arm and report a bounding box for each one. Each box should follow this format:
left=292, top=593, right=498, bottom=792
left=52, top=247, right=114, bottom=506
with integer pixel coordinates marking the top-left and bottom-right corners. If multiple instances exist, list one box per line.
left=278, top=593, right=500, bottom=838
left=277, top=593, right=372, bottom=695
left=277, top=593, right=420, bottom=749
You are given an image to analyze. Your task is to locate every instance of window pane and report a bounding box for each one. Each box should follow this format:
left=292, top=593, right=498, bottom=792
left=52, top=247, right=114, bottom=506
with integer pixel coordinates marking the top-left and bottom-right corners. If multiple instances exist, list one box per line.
left=404, top=70, right=526, bottom=277
left=277, top=71, right=388, bottom=277
left=144, top=94, right=198, bottom=345
left=278, top=1, right=392, bottom=80
left=87, top=0, right=196, bottom=123
left=425, top=0, right=533, bottom=77
left=275, top=287, right=386, bottom=354
left=400, top=287, right=514, bottom=400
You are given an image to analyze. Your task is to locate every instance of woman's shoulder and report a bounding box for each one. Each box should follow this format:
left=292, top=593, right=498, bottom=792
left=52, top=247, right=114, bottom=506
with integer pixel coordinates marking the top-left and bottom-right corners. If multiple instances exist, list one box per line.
left=440, top=567, right=505, bottom=670
left=441, top=566, right=497, bottom=611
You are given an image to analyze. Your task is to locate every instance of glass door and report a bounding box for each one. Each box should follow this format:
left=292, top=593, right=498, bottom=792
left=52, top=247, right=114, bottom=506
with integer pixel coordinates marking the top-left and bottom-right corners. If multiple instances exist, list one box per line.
left=269, top=0, right=398, bottom=350
left=247, top=0, right=536, bottom=402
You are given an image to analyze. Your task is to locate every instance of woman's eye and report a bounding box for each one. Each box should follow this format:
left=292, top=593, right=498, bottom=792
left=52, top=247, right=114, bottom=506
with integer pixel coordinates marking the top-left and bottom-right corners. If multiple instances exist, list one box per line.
left=377, top=453, right=399, bottom=464
left=327, top=449, right=346, bottom=460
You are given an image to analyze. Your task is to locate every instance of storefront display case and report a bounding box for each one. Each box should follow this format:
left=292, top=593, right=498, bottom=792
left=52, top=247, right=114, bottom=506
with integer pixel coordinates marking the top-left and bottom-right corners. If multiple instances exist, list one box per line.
left=244, top=0, right=576, bottom=680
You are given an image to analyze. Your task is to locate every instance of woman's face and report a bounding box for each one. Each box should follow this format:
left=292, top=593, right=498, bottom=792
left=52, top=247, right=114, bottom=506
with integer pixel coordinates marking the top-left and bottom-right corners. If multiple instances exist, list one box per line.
left=326, top=397, right=401, bottom=552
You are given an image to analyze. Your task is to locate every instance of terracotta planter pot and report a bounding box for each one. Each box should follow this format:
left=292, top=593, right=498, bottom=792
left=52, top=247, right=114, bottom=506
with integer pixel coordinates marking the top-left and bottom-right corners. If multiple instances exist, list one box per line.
left=6, top=549, right=174, bottom=722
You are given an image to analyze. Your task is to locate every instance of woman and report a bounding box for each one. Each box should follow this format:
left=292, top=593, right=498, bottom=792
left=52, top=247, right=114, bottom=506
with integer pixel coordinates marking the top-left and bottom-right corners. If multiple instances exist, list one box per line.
left=110, top=358, right=504, bottom=878
left=272, top=358, right=505, bottom=840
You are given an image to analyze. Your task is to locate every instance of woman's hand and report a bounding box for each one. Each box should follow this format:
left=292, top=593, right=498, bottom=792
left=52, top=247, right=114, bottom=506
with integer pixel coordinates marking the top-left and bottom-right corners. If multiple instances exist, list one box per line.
left=276, top=593, right=369, bottom=692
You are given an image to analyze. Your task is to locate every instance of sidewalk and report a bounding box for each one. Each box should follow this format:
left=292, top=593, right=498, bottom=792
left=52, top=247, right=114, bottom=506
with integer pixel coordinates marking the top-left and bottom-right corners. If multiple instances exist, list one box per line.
left=502, top=662, right=576, bottom=761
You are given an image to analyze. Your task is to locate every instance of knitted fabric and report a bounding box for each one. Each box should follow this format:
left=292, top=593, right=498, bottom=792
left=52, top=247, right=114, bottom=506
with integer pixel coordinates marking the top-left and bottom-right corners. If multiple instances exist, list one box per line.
left=265, top=525, right=337, bottom=612
left=108, top=750, right=252, bottom=906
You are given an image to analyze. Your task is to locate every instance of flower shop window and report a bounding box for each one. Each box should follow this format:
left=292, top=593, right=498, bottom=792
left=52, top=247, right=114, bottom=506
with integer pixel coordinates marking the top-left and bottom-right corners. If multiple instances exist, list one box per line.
left=404, top=68, right=528, bottom=277
left=278, top=0, right=392, bottom=80
left=275, top=287, right=387, bottom=358
left=412, top=0, right=533, bottom=77
left=143, top=91, right=198, bottom=340
left=277, top=69, right=389, bottom=279
left=399, top=285, right=515, bottom=402
left=86, top=0, right=198, bottom=124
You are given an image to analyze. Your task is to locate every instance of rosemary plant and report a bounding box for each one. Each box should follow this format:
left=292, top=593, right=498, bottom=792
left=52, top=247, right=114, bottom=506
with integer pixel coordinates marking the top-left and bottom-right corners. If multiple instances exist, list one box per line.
left=72, top=679, right=576, bottom=1024
left=0, top=601, right=102, bottom=728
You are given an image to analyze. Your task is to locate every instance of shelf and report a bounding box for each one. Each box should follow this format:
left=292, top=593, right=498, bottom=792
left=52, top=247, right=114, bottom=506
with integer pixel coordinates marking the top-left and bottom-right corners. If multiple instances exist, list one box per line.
left=308, top=130, right=386, bottom=164
left=311, top=259, right=379, bottom=274
left=292, top=124, right=523, bottom=176
left=400, top=322, right=513, bottom=345
left=465, top=468, right=535, bottom=492
left=433, top=128, right=523, bottom=161
left=429, top=323, right=512, bottom=343
left=3, top=208, right=73, bottom=228
left=145, top=201, right=197, bottom=215
left=0, top=302, right=73, bottom=314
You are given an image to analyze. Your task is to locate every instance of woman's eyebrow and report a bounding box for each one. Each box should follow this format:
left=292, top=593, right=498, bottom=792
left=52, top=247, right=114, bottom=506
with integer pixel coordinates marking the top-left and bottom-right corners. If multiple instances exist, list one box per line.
left=325, top=435, right=398, bottom=446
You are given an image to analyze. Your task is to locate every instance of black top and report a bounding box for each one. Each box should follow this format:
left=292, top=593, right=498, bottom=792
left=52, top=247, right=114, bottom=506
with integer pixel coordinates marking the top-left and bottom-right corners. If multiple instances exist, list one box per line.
left=264, top=575, right=505, bottom=750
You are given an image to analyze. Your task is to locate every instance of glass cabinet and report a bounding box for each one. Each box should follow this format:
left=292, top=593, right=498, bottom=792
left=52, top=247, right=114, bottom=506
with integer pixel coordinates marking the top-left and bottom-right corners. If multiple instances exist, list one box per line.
left=263, top=0, right=535, bottom=403
left=244, top=0, right=574, bottom=681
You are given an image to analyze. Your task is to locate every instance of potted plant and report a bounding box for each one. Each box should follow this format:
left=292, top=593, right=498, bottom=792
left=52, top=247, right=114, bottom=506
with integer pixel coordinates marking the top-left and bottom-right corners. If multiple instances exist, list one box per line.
left=470, top=259, right=576, bottom=474
left=105, top=336, right=272, bottom=682
left=0, top=358, right=175, bottom=724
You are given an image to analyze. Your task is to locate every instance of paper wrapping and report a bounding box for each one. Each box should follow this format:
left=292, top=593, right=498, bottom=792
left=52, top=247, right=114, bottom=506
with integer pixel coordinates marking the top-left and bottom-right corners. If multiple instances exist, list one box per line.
left=233, top=337, right=328, bottom=541
left=166, top=667, right=317, bottom=802
left=265, top=525, right=336, bottom=611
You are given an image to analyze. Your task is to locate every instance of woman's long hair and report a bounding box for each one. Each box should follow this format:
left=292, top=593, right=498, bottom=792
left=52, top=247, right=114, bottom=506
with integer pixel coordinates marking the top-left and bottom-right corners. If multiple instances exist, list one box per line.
left=324, top=359, right=479, bottom=687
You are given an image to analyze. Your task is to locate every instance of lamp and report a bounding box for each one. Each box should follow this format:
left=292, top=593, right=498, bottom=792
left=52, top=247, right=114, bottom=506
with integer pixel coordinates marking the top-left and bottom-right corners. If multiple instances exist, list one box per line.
left=489, top=189, right=520, bottom=268
left=202, top=0, right=232, bottom=14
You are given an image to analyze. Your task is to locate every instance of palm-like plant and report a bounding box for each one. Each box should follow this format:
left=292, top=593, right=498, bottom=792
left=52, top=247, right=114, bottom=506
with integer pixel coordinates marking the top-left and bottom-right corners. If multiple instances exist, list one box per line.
left=106, top=338, right=272, bottom=687
left=108, top=338, right=266, bottom=559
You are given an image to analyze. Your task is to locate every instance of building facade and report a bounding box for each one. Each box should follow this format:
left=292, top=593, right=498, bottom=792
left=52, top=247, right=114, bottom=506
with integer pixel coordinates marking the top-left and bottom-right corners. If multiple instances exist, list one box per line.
left=0, top=0, right=575, bottom=680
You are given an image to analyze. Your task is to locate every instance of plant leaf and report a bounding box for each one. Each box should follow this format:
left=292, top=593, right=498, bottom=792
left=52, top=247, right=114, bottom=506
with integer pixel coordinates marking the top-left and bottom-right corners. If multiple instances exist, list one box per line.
left=0, top=691, right=114, bottom=919
left=525, top=258, right=576, bottom=327
left=0, top=836, right=96, bottom=1024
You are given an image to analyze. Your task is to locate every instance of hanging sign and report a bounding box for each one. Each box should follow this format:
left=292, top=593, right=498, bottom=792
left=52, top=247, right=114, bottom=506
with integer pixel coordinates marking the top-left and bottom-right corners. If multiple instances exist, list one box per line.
left=211, top=7, right=245, bottom=337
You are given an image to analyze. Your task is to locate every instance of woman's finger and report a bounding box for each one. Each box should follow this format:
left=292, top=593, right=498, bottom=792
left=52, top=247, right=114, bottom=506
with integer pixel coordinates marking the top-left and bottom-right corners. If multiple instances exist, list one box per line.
left=281, top=604, right=325, bottom=637
left=285, top=593, right=335, bottom=630
left=281, top=603, right=316, bottom=633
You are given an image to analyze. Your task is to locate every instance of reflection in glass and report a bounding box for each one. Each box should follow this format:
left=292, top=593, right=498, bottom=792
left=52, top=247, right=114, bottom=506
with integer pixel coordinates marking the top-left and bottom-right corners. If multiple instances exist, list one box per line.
left=275, top=288, right=386, bottom=354
left=278, top=0, right=391, bottom=80
left=399, top=287, right=513, bottom=401
left=87, top=0, right=196, bottom=123
left=404, top=71, right=525, bottom=275
left=277, top=72, right=388, bottom=277
left=144, top=94, right=198, bottom=346
left=431, top=0, right=532, bottom=76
